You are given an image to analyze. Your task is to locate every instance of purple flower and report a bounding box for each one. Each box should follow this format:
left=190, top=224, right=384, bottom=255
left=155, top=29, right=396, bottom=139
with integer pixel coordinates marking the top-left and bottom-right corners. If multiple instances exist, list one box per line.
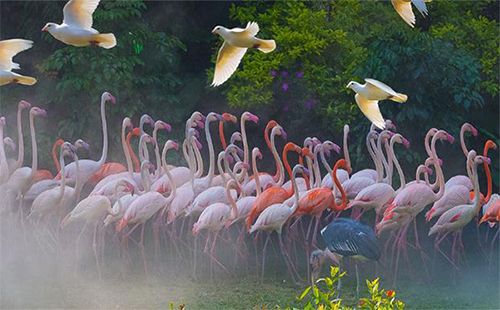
left=296, top=71, right=304, bottom=79
left=283, top=104, right=289, bottom=111
left=282, top=83, right=289, bottom=91
left=270, top=70, right=278, bottom=77
left=281, top=70, right=288, bottom=77
left=305, top=99, right=316, bottom=110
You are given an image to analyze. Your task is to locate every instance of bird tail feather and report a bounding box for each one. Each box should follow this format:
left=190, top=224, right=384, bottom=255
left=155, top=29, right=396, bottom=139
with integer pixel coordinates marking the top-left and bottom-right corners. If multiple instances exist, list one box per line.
left=256, top=39, right=276, bottom=53
left=94, top=33, right=117, bottom=49
left=390, top=93, right=407, bottom=103
left=16, top=75, right=37, bottom=86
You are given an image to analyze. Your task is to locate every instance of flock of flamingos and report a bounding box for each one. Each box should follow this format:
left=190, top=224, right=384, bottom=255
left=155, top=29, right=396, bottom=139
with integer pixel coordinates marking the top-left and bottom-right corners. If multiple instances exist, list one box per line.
left=0, top=92, right=498, bottom=287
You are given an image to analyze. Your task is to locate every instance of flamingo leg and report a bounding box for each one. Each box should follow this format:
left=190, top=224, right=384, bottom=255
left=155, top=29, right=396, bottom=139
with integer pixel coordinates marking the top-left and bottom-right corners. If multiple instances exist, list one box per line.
left=261, top=233, right=271, bottom=283
left=92, top=224, right=102, bottom=281
left=139, top=223, right=149, bottom=277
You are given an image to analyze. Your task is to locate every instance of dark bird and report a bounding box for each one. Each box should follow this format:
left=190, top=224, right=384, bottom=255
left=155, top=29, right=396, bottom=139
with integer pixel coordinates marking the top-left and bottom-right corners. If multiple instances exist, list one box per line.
left=310, top=218, right=381, bottom=298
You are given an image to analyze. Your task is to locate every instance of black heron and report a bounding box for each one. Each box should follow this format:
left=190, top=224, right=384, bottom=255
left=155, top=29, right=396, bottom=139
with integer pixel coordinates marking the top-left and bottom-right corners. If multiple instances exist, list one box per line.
left=310, top=218, right=381, bottom=298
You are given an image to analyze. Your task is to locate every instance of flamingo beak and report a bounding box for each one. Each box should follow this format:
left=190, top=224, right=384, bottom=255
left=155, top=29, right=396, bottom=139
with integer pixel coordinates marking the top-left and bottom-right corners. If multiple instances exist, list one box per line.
left=109, top=95, right=116, bottom=104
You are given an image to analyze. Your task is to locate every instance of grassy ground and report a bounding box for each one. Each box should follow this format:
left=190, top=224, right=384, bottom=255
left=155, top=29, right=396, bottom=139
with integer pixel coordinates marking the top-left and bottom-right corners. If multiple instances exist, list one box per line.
left=2, top=265, right=498, bottom=309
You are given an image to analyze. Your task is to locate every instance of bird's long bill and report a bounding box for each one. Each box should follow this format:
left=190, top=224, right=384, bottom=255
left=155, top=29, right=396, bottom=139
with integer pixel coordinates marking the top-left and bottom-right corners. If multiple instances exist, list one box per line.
left=41, top=25, right=48, bottom=32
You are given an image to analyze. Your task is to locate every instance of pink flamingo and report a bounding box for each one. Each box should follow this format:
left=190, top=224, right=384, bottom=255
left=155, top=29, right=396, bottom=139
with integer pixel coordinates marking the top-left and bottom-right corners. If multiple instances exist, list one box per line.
left=429, top=153, right=490, bottom=269
left=61, top=178, right=134, bottom=279
left=444, top=123, right=477, bottom=190
left=249, top=164, right=309, bottom=284
left=1, top=107, right=46, bottom=214
left=60, top=92, right=115, bottom=186
left=348, top=133, right=410, bottom=221
left=7, top=100, right=31, bottom=175
left=192, top=179, right=240, bottom=279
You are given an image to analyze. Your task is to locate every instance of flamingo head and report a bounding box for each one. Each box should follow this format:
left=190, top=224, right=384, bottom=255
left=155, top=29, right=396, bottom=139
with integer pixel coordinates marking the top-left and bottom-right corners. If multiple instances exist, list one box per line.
left=252, top=147, right=262, bottom=160
left=445, top=132, right=455, bottom=144
left=386, top=120, right=397, bottom=132
left=168, top=140, right=180, bottom=151
left=245, top=112, right=259, bottom=124
left=222, top=113, right=237, bottom=123
left=74, top=139, right=89, bottom=151
left=131, top=127, right=141, bottom=137
left=194, top=137, right=203, bottom=150
left=230, top=132, right=242, bottom=144
left=156, top=121, right=172, bottom=132
left=485, top=140, right=497, bottom=152
left=31, top=107, right=47, bottom=117
left=467, top=124, right=478, bottom=137
left=19, top=100, right=31, bottom=110
left=194, top=119, right=204, bottom=129
left=102, top=92, right=116, bottom=104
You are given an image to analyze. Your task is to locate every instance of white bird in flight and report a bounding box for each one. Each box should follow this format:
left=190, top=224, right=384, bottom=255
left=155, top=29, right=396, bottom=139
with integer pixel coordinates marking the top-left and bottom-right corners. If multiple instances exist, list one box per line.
left=211, top=22, right=276, bottom=87
left=347, top=78, right=407, bottom=130
left=42, top=0, right=116, bottom=49
left=391, top=0, right=431, bottom=28
left=0, top=39, right=37, bottom=86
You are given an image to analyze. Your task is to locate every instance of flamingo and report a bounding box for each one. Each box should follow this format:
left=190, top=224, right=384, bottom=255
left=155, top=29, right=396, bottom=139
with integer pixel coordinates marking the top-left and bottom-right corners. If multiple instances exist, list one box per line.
left=61, top=178, right=135, bottom=279
left=0, top=107, right=46, bottom=214
left=0, top=117, right=10, bottom=185
left=322, top=125, right=349, bottom=188
left=28, top=142, right=75, bottom=220
left=444, top=123, right=477, bottom=190
left=347, top=133, right=410, bottom=220
left=117, top=151, right=178, bottom=275
left=429, top=154, right=490, bottom=268
left=60, top=92, right=115, bottom=186
left=246, top=136, right=301, bottom=230
left=249, top=164, right=309, bottom=284
left=242, top=122, right=285, bottom=195
left=6, top=100, right=31, bottom=175
left=192, top=179, right=240, bottom=278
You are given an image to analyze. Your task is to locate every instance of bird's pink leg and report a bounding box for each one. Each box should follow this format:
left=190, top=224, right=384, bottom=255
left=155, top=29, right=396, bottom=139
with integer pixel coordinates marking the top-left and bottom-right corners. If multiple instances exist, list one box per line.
left=413, top=220, right=429, bottom=276
left=193, top=234, right=198, bottom=280
left=435, top=232, right=459, bottom=270
left=75, top=223, right=87, bottom=274
left=278, top=233, right=299, bottom=285
left=261, top=233, right=271, bottom=283
left=139, top=223, right=149, bottom=277
left=92, top=224, right=102, bottom=280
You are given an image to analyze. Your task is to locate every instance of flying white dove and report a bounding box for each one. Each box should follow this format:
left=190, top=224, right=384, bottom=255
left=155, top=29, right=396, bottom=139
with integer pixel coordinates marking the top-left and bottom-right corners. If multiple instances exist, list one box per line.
left=42, top=0, right=116, bottom=49
left=211, top=22, right=276, bottom=87
left=391, top=0, right=432, bottom=27
left=0, top=39, right=37, bottom=86
left=347, top=78, right=407, bottom=130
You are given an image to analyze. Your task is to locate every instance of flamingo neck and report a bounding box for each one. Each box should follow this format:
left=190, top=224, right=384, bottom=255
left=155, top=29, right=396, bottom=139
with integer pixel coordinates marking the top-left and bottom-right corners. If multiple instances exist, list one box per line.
left=265, top=123, right=280, bottom=182
left=239, top=117, right=249, bottom=180
left=58, top=149, right=66, bottom=198
left=299, top=156, right=311, bottom=190
left=205, top=118, right=216, bottom=185
left=484, top=143, right=493, bottom=202
left=368, top=136, right=382, bottom=179
left=52, top=142, right=61, bottom=172
left=313, top=145, right=322, bottom=188
left=0, top=124, right=8, bottom=177
left=73, top=153, right=82, bottom=197
left=290, top=168, right=301, bottom=214
left=98, top=97, right=108, bottom=165
left=389, top=140, right=405, bottom=191
left=271, top=132, right=285, bottom=186
left=227, top=182, right=239, bottom=220
left=122, top=128, right=133, bottom=178
left=153, top=127, right=162, bottom=177
left=15, top=105, right=24, bottom=169
left=29, top=112, right=38, bottom=175
left=430, top=137, right=446, bottom=201
left=219, top=121, right=227, bottom=150
left=193, top=139, right=203, bottom=178
left=343, top=126, right=350, bottom=168
left=471, top=161, right=481, bottom=211
left=252, top=153, right=262, bottom=196
left=162, top=145, right=177, bottom=199
left=218, top=153, right=227, bottom=187
left=376, top=135, right=390, bottom=183
left=330, top=161, right=347, bottom=211
left=282, top=147, right=295, bottom=189
left=460, top=125, right=470, bottom=158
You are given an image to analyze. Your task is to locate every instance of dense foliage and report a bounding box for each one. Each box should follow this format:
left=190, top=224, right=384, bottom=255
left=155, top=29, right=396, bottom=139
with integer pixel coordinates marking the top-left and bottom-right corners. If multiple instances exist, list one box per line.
left=0, top=0, right=498, bottom=185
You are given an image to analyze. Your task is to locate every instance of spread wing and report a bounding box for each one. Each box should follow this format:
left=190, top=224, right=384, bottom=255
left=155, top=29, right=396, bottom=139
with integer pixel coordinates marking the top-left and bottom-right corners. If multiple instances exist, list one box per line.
left=412, top=0, right=429, bottom=16
left=231, top=22, right=259, bottom=37
left=391, top=0, right=416, bottom=27
left=0, top=39, right=33, bottom=71
left=63, top=0, right=100, bottom=29
left=355, top=94, right=386, bottom=130
left=212, top=41, right=247, bottom=87
left=365, top=78, right=398, bottom=97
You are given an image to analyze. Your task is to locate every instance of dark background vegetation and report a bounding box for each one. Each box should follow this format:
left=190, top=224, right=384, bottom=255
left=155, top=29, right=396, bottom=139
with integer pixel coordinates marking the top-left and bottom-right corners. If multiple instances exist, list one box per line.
left=0, top=0, right=498, bottom=188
